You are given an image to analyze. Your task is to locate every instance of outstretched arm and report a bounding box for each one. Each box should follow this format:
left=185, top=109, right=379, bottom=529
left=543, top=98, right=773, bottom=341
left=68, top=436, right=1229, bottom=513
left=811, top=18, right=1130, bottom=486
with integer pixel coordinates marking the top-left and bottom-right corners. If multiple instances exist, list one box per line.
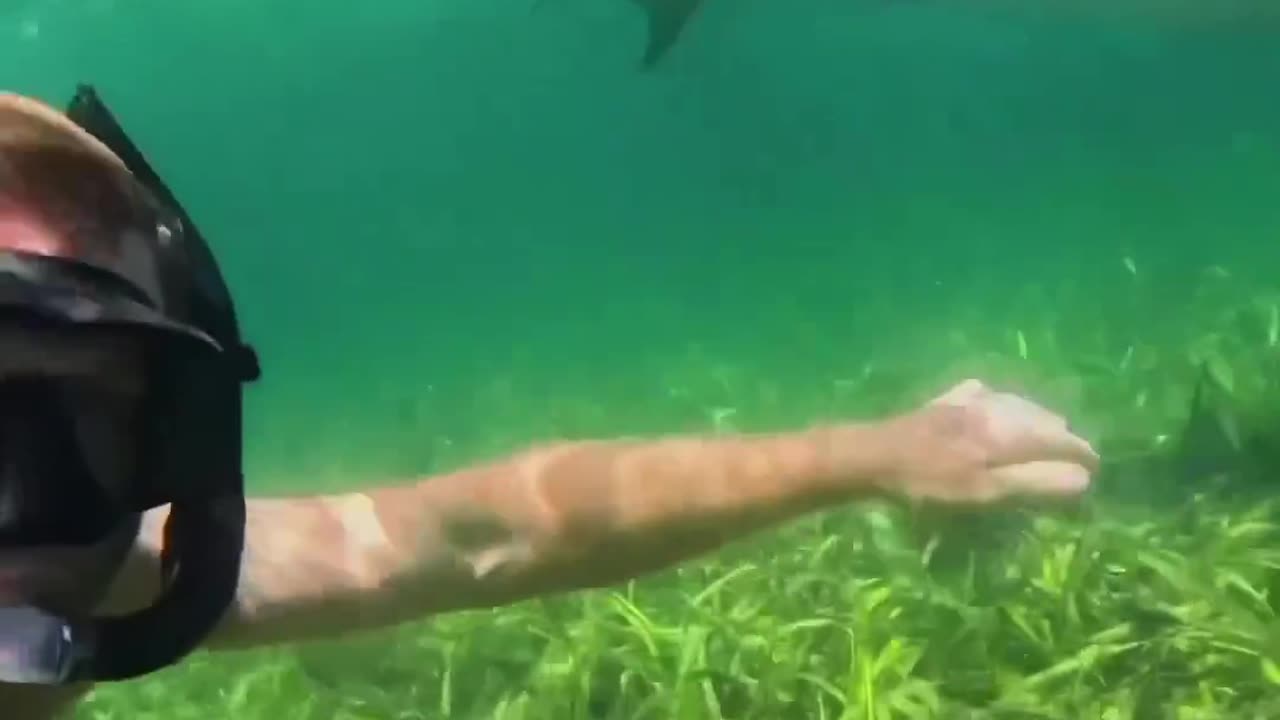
left=129, top=379, right=1096, bottom=651
left=197, top=422, right=889, bottom=650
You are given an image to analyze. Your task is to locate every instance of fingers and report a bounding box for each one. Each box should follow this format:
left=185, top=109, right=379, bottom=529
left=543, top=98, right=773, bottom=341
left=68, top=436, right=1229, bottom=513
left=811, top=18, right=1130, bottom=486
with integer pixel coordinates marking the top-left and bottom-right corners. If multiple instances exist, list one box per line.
left=928, top=378, right=1102, bottom=475
left=993, top=391, right=1069, bottom=431
left=1034, top=427, right=1101, bottom=473
left=930, top=378, right=987, bottom=406
left=992, top=394, right=1101, bottom=472
left=957, top=387, right=1099, bottom=473
left=934, top=380, right=1069, bottom=432
left=986, top=460, right=1093, bottom=499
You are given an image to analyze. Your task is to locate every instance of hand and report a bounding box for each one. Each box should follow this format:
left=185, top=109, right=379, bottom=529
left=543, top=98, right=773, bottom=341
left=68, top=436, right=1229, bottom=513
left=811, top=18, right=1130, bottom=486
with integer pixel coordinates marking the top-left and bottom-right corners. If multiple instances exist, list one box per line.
left=878, top=379, right=1100, bottom=504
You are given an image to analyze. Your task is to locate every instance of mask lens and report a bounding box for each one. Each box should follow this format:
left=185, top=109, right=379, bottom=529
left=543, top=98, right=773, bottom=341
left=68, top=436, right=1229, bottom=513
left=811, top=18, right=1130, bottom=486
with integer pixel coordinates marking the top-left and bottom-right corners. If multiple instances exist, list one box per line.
left=0, top=377, right=120, bottom=546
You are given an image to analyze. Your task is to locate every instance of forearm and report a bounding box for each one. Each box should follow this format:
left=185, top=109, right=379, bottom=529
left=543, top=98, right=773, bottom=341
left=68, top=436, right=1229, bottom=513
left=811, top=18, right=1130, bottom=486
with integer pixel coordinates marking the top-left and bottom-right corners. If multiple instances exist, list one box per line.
left=377, top=423, right=893, bottom=607
left=205, top=423, right=897, bottom=648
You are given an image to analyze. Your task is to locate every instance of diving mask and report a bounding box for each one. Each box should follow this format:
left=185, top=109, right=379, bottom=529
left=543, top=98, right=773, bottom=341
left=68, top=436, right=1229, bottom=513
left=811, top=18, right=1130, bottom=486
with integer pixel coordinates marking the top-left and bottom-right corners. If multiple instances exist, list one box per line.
left=0, top=85, right=260, bottom=685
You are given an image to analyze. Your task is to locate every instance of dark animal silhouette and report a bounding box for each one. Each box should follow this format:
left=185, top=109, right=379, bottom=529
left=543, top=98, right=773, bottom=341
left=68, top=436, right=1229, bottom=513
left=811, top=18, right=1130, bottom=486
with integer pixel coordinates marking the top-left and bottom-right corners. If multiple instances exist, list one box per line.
left=629, top=0, right=706, bottom=68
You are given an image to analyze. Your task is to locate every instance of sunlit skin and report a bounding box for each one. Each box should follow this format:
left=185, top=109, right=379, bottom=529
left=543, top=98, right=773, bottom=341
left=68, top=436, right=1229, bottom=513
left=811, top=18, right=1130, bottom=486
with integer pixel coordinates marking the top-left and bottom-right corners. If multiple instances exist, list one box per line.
left=0, top=92, right=1101, bottom=719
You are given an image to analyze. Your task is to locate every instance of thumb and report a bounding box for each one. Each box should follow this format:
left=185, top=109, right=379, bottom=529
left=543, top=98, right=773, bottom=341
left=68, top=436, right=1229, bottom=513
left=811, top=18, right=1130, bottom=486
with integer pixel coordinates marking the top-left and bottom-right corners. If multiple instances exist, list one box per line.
left=986, top=460, right=1093, bottom=499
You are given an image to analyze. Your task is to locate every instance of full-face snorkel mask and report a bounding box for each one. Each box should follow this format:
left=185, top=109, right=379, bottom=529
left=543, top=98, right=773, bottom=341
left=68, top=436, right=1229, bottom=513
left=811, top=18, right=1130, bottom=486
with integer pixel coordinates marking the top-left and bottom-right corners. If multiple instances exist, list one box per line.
left=0, top=85, right=260, bottom=684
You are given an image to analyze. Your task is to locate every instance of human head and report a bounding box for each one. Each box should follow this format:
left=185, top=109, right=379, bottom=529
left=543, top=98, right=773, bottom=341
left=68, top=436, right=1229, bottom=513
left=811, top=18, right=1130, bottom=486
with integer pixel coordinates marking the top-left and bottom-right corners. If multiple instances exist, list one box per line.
left=0, top=95, right=153, bottom=617
left=0, top=87, right=259, bottom=685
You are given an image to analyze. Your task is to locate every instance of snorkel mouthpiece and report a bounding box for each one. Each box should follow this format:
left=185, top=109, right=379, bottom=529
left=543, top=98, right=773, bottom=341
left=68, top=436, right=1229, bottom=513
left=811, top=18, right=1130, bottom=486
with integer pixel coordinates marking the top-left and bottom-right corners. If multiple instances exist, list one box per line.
left=0, top=607, right=82, bottom=685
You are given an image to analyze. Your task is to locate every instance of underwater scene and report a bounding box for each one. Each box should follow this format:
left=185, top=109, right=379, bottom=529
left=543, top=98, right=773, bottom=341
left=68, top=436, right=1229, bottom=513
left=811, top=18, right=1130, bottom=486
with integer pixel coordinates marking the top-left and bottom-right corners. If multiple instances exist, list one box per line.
left=6, top=0, right=1280, bottom=717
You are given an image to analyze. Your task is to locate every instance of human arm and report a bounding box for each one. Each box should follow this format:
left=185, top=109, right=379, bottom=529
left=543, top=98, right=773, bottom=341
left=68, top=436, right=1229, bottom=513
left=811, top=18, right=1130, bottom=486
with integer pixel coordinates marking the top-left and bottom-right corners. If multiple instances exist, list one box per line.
left=185, top=423, right=890, bottom=650
left=131, top=379, right=1098, bottom=651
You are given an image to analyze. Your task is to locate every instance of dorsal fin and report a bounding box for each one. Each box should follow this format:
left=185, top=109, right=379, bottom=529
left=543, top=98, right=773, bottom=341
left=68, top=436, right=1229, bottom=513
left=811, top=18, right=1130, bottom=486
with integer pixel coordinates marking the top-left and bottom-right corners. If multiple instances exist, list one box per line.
left=630, top=0, right=705, bottom=69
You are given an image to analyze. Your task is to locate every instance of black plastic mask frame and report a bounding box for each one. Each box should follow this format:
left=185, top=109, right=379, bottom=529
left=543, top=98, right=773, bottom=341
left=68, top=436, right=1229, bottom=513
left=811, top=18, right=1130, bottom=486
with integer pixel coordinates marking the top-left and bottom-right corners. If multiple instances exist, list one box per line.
left=0, top=85, right=262, bottom=685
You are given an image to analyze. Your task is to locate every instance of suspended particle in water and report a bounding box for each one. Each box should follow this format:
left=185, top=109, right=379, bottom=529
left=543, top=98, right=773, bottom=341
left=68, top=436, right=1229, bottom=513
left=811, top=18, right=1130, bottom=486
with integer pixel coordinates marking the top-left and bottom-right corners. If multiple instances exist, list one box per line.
left=19, top=18, right=39, bottom=39
left=707, top=406, right=737, bottom=432
left=1118, top=345, right=1134, bottom=372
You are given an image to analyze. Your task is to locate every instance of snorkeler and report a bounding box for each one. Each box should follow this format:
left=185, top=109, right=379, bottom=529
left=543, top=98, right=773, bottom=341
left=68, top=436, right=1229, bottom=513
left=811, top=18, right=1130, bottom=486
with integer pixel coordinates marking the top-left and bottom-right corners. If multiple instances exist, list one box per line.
left=0, top=86, right=1100, bottom=720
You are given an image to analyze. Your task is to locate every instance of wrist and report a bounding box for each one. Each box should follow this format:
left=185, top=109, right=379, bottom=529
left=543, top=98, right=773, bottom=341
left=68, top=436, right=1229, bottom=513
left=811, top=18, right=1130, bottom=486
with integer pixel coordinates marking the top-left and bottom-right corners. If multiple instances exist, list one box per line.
left=807, top=420, right=902, bottom=498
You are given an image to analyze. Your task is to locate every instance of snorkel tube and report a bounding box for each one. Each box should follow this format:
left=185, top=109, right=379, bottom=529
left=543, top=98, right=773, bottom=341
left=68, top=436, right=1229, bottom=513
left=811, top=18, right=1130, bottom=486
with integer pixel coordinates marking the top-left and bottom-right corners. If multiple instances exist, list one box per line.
left=0, top=85, right=261, bottom=684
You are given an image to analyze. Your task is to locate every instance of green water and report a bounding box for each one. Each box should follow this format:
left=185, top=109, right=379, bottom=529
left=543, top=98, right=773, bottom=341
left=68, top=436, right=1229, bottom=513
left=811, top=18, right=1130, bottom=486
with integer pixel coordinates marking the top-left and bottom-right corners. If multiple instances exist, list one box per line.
left=6, top=0, right=1280, bottom=717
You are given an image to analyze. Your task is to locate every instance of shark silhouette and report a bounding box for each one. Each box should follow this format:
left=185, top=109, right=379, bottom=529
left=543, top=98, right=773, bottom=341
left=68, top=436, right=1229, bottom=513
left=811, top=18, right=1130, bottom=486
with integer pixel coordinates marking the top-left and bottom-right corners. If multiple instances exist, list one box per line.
left=563, top=0, right=1278, bottom=72
left=629, top=0, right=706, bottom=69
left=536, top=0, right=706, bottom=69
